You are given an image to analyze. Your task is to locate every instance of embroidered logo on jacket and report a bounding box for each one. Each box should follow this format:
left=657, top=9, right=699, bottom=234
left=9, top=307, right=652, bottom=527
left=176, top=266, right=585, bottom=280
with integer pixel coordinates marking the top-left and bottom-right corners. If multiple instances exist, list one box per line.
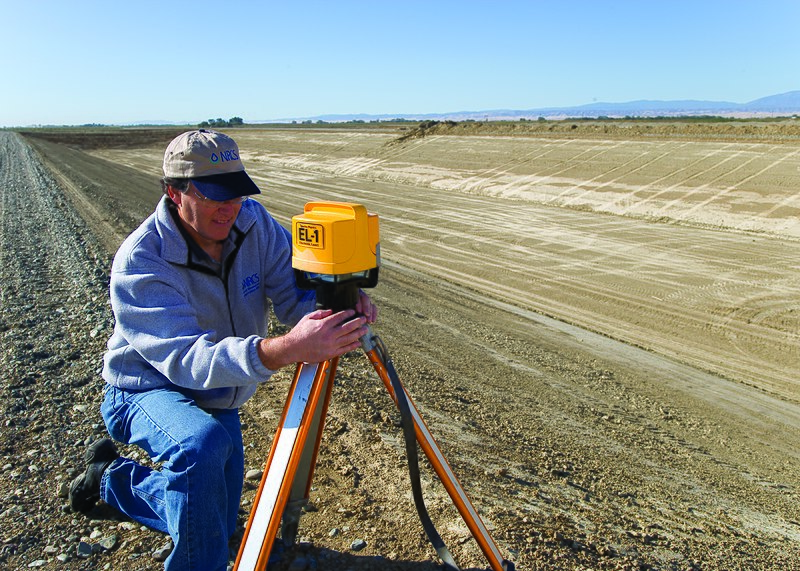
left=242, top=273, right=260, bottom=297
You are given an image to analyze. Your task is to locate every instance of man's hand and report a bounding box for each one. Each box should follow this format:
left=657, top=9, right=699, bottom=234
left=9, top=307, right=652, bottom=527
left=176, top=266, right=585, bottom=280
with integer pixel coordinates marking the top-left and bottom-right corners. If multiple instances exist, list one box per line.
left=258, top=308, right=368, bottom=370
left=356, top=290, right=378, bottom=323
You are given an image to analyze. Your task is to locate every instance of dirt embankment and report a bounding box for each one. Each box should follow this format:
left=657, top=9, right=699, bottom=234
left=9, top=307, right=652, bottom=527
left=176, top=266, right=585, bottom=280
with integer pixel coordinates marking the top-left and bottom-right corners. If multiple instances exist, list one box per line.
left=1, top=126, right=800, bottom=571
left=389, top=117, right=800, bottom=143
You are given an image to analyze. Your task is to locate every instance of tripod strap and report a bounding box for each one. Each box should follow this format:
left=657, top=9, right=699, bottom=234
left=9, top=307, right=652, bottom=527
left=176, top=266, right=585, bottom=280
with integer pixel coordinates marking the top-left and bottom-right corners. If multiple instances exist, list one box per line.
left=383, top=356, right=460, bottom=571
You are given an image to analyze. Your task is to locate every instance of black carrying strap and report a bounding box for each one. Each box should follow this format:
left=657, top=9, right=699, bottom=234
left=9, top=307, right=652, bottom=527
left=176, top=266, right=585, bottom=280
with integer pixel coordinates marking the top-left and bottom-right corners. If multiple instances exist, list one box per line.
left=378, top=344, right=460, bottom=571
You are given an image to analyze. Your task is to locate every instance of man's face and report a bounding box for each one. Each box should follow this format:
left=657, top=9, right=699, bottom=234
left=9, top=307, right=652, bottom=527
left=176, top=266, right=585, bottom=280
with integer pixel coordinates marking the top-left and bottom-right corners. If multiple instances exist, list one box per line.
left=168, top=182, right=244, bottom=249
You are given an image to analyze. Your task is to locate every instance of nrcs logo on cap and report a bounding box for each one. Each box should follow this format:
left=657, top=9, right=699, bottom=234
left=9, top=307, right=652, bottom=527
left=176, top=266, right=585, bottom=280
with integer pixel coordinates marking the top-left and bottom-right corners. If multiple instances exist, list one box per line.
left=210, top=149, right=240, bottom=164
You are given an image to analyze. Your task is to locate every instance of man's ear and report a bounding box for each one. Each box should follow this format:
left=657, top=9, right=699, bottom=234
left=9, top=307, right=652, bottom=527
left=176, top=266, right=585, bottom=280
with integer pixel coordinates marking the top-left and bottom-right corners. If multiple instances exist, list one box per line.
left=167, top=186, right=183, bottom=206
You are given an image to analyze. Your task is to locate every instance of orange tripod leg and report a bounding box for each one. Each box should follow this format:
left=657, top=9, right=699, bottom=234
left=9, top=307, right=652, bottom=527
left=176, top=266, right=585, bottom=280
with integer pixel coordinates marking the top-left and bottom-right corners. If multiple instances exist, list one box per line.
left=363, top=341, right=513, bottom=571
left=234, top=359, right=337, bottom=571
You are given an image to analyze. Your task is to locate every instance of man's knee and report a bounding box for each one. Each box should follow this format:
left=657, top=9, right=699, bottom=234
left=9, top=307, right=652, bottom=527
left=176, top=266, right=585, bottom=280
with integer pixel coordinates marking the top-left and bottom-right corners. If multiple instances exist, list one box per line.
left=174, top=418, right=234, bottom=473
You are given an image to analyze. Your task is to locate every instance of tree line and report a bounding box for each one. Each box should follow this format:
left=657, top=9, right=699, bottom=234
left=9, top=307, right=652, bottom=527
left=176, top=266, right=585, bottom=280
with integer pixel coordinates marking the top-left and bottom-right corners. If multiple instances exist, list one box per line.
left=198, top=117, right=244, bottom=128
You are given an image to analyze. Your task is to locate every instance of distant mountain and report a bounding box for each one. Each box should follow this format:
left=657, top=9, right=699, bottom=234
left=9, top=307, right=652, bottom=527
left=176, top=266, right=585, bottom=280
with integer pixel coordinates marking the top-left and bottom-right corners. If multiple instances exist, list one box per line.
left=743, top=91, right=800, bottom=112
left=543, top=91, right=800, bottom=118
left=263, top=91, right=800, bottom=123
left=570, top=99, right=741, bottom=113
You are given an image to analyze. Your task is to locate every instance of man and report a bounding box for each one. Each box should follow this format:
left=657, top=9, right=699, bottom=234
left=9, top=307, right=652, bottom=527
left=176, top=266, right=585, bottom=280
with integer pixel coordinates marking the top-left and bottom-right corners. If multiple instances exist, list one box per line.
left=69, top=129, right=377, bottom=570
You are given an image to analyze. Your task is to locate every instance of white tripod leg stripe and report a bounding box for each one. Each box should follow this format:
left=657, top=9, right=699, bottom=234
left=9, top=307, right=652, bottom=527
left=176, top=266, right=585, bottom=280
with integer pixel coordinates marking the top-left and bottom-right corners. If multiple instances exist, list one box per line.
left=237, top=365, right=317, bottom=570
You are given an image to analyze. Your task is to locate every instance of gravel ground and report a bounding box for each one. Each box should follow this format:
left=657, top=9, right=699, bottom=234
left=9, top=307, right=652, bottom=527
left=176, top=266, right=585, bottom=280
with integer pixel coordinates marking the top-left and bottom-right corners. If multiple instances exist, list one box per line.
left=2, top=129, right=800, bottom=571
left=0, top=132, right=177, bottom=569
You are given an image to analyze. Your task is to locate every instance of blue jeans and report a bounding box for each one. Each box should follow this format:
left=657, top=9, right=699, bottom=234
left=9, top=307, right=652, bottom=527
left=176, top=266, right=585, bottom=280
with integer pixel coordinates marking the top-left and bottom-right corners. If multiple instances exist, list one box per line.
left=100, top=385, right=244, bottom=571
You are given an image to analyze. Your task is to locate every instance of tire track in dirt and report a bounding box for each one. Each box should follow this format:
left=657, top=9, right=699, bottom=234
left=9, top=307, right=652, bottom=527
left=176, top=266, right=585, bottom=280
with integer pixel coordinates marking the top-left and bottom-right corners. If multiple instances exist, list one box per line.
left=230, top=163, right=799, bottom=399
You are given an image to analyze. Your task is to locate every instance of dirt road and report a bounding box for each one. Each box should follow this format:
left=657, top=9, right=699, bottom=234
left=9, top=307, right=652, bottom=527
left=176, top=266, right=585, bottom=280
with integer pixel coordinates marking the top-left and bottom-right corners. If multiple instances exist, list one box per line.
left=2, top=125, right=800, bottom=570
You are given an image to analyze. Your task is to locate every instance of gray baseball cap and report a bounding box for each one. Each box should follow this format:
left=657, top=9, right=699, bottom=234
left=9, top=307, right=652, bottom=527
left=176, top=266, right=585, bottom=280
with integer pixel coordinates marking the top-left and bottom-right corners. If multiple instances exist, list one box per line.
left=163, top=129, right=261, bottom=201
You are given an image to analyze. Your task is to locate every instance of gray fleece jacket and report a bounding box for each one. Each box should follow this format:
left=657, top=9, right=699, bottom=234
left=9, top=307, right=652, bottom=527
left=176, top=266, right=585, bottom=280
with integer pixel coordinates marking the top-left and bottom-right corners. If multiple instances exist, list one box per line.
left=102, top=196, right=316, bottom=409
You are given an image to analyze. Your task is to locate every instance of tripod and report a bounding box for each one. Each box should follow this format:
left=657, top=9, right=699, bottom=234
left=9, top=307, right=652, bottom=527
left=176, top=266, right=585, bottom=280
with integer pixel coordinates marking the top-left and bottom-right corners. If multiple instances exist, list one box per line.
left=234, top=201, right=514, bottom=570
left=232, top=308, right=514, bottom=571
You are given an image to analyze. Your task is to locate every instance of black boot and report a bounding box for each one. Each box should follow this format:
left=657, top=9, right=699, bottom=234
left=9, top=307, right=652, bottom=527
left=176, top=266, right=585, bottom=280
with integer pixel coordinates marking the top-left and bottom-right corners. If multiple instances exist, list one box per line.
left=69, top=438, right=119, bottom=514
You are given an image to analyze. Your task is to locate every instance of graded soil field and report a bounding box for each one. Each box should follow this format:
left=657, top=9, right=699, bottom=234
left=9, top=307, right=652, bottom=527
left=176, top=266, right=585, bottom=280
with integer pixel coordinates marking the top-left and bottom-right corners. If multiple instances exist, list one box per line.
left=2, top=121, right=799, bottom=571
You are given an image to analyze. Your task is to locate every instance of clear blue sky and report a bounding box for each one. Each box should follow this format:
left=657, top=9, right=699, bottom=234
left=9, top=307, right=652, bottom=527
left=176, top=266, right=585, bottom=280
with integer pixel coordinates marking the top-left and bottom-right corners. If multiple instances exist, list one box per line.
left=2, top=0, right=798, bottom=127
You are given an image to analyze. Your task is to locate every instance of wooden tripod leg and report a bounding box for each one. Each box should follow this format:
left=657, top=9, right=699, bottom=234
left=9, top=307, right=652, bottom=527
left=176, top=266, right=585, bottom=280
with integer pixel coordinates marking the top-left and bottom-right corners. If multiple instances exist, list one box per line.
left=363, top=346, right=513, bottom=571
left=234, top=359, right=337, bottom=571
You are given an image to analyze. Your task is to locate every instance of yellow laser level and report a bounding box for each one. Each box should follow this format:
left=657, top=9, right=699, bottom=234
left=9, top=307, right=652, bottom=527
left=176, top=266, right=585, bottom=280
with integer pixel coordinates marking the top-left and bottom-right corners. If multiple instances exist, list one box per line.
left=292, top=202, right=380, bottom=312
left=292, top=201, right=379, bottom=276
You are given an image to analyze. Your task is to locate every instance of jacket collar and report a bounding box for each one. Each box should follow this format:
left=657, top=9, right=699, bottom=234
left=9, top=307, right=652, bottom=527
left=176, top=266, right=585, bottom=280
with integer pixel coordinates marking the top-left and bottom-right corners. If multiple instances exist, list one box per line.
left=154, top=195, right=258, bottom=266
